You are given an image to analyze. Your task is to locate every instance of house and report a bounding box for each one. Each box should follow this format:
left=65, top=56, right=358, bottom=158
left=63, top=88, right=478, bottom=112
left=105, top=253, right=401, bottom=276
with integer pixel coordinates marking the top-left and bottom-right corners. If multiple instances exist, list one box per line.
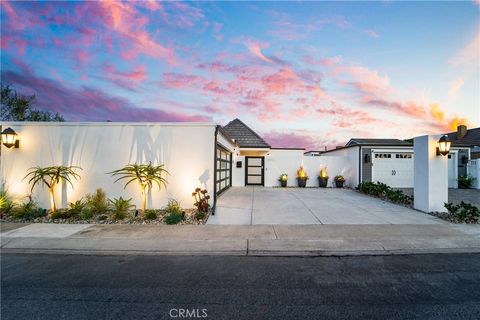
left=0, top=120, right=477, bottom=210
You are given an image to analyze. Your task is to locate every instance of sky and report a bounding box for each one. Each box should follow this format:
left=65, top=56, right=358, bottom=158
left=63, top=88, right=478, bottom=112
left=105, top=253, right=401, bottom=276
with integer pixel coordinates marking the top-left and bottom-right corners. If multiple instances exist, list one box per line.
left=1, top=1, right=479, bottom=150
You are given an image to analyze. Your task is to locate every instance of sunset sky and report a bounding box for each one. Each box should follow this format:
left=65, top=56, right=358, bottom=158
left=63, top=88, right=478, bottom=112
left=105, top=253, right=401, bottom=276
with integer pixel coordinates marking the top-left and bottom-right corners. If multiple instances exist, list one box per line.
left=1, top=1, right=479, bottom=150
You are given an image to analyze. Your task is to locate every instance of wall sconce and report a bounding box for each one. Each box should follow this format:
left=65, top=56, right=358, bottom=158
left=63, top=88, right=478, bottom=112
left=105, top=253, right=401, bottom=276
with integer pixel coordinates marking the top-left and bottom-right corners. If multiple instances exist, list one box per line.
left=1, top=127, right=19, bottom=148
left=364, top=153, right=371, bottom=163
left=436, top=135, right=451, bottom=156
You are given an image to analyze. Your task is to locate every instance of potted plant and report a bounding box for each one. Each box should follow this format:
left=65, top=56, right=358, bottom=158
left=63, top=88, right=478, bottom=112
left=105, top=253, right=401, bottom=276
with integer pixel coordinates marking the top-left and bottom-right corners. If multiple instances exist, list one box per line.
left=318, top=166, right=329, bottom=188
left=334, top=175, right=345, bottom=188
left=279, top=173, right=288, bottom=187
left=296, top=166, right=308, bottom=187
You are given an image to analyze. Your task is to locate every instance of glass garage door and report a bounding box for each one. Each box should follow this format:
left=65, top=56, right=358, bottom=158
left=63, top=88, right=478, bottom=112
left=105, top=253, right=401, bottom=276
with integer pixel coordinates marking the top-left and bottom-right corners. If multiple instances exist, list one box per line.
left=216, top=145, right=232, bottom=195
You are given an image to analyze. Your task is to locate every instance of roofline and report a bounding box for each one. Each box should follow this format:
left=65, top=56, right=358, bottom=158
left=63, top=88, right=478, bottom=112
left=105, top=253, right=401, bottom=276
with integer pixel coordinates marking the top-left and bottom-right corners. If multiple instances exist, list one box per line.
left=225, top=118, right=271, bottom=148
left=271, top=147, right=305, bottom=150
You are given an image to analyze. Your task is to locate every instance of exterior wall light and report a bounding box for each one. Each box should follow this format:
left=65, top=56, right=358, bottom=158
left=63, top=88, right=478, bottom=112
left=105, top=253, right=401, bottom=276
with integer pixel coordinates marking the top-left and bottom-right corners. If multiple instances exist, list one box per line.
left=1, top=127, right=19, bottom=148
left=436, top=135, right=451, bottom=156
left=364, top=153, right=371, bottom=163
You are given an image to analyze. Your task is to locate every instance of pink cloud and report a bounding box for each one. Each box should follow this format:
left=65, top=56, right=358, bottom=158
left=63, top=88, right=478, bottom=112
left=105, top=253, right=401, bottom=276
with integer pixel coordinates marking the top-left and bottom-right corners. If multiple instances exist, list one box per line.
left=244, top=39, right=273, bottom=63
left=302, top=55, right=343, bottom=67
left=449, top=31, right=479, bottom=68
left=103, top=64, right=147, bottom=89
left=263, top=130, right=340, bottom=150
left=2, top=69, right=209, bottom=122
left=447, top=77, right=464, bottom=100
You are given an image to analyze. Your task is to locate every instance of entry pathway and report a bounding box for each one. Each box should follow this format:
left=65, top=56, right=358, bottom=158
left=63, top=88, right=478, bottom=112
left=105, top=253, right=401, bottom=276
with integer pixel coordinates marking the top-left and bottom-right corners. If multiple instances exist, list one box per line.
left=207, top=187, right=444, bottom=225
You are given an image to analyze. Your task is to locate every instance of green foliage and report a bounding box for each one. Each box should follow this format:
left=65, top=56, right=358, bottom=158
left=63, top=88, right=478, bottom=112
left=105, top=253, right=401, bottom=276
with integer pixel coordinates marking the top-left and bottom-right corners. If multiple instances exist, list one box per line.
left=109, top=197, right=134, bottom=220
left=1, top=85, right=64, bottom=121
left=444, top=202, right=479, bottom=223
left=356, top=182, right=413, bottom=206
left=23, top=166, right=82, bottom=212
left=79, top=208, right=94, bottom=220
left=68, top=199, right=86, bottom=217
left=166, top=198, right=182, bottom=214
left=144, top=209, right=158, bottom=220
left=334, top=175, right=345, bottom=183
left=458, top=175, right=475, bottom=189
left=0, top=188, right=16, bottom=217
left=165, top=212, right=183, bottom=225
left=195, top=211, right=206, bottom=220
left=85, top=188, right=109, bottom=214
left=13, top=199, right=46, bottom=220
left=108, top=163, right=169, bottom=211
left=279, top=174, right=288, bottom=182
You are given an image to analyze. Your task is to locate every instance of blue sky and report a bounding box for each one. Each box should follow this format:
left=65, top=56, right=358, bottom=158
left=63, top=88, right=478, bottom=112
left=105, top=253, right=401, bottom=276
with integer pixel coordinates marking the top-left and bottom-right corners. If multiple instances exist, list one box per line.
left=1, top=1, right=479, bottom=149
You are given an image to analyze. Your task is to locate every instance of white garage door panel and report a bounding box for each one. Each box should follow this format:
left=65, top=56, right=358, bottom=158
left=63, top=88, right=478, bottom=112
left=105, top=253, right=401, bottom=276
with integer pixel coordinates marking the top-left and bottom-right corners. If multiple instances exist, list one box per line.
left=372, top=153, right=413, bottom=188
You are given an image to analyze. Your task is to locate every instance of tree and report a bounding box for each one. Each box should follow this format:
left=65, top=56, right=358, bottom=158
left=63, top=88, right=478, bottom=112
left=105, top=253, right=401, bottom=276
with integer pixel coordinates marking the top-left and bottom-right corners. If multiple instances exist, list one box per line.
left=1, top=85, right=65, bottom=121
left=23, top=166, right=82, bottom=213
left=108, top=163, right=169, bottom=213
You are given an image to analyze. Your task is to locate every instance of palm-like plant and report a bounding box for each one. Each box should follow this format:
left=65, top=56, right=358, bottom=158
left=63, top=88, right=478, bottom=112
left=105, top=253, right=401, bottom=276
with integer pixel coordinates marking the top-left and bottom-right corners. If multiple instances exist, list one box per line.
left=23, top=166, right=82, bottom=213
left=108, top=163, right=168, bottom=212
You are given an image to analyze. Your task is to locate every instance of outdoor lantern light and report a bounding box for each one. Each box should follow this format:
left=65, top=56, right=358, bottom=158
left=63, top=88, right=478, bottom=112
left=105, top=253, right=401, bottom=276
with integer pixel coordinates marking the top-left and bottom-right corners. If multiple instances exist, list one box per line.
left=0, top=127, right=19, bottom=148
left=436, top=135, right=451, bottom=156
left=364, top=153, right=371, bottom=163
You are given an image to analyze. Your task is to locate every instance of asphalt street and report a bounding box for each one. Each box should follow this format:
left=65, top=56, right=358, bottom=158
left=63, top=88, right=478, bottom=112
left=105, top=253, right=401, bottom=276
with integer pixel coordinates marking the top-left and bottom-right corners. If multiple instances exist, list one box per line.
left=1, top=253, right=480, bottom=320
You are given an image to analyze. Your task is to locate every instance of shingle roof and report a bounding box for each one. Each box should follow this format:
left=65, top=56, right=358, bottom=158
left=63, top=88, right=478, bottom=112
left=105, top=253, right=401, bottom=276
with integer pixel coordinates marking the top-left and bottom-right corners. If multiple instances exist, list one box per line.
left=346, top=138, right=412, bottom=147
left=222, top=118, right=271, bottom=148
left=443, top=127, right=480, bottom=147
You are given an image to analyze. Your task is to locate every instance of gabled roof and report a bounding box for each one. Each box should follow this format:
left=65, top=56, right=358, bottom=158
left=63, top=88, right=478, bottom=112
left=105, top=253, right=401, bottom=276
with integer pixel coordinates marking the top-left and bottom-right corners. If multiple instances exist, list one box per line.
left=346, top=138, right=412, bottom=147
left=444, top=127, right=480, bottom=147
left=222, top=118, right=271, bottom=148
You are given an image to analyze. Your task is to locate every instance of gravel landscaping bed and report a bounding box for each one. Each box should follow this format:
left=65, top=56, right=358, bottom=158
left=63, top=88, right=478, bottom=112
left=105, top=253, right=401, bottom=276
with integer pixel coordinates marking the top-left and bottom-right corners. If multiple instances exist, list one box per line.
left=1, top=208, right=210, bottom=225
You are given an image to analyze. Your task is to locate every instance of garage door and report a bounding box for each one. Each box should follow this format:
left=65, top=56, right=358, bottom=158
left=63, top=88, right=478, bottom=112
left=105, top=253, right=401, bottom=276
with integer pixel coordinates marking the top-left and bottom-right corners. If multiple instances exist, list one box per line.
left=372, top=152, right=413, bottom=188
left=215, top=145, right=232, bottom=195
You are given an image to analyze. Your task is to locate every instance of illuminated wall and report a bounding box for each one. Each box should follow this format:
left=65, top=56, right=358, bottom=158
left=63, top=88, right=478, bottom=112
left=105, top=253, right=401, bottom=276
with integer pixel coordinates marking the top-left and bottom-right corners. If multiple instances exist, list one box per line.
left=0, top=122, right=216, bottom=209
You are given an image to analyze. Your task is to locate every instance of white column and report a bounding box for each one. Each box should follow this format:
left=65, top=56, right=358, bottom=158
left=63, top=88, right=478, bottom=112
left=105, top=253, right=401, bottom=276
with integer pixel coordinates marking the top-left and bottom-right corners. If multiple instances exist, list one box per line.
left=414, top=135, right=448, bottom=212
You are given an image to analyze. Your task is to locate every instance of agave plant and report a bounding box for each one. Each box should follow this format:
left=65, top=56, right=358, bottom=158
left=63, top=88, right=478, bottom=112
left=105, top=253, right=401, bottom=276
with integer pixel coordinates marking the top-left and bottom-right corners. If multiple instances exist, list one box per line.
left=23, top=166, right=82, bottom=213
left=108, top=163, right=168, bottom=212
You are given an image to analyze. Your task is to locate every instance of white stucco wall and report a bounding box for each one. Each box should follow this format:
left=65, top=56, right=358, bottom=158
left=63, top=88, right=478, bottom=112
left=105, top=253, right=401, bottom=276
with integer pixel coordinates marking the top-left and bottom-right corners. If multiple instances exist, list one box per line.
left=232, top=153, right=245, bottom=187
left=414, top=135, right=448, bottom=212
left=0, top=122, right=216, bottom=209
left=263, top=148, right=359, bottom=188
left=467, top=159, right=480, bottom=189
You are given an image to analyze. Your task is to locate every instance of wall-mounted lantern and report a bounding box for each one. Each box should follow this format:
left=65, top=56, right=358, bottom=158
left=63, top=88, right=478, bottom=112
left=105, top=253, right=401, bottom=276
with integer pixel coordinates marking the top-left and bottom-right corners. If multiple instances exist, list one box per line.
left=1, top=127, right=19, bottom=148
left=436, top=135, right=451, bottom=156
left=364, top=153, right=371, bottom=163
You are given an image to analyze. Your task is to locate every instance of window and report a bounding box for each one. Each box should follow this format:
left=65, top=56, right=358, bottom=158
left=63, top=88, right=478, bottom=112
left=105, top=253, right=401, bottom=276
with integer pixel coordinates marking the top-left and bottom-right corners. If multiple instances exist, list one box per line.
left=375, top=153, right=392, bottom=159
left=215, top=145, right=232, bottom=195
left=395, top=153, right=412, bottom=159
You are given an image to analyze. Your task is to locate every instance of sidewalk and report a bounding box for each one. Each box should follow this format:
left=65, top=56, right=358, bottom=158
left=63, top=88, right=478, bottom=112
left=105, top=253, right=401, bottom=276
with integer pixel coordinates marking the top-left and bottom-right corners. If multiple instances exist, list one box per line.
left=1, top=223, right=480, bottom=256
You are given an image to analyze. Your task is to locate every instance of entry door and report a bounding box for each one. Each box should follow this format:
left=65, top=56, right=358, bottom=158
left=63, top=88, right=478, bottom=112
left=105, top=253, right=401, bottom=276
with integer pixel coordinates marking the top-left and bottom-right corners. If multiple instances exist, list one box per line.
left=245, top=157, right=264, bottom=186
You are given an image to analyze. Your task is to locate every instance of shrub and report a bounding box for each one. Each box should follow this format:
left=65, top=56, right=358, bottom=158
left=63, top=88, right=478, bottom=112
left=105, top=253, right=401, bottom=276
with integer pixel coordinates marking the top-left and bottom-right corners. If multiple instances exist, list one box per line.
left=144, top=209, right=157, bottom=220
left=444, top=202, right=479, bottom=223
left=279, top=174, right=288, bottom=182
left=334, top=175, right=345, bottom=183
left=0, top=189, right=16, bottom=217
left=68, top=199, right=86, bottom=217
left=13, top=199, right=46, bottom=220
left=166, top=198, right=182, bottom=214
left=195, top=211, right=206, bottom=220
left=192, top=189, right=210, bottom=213
left=109, top=197, right=134, bottom=220
left=79, top=207, right=95, bottom=220
left=85, top=188, right=109, bottom=214
left=458, top=175, right=475, bottom=189
left=356, top=182, right=413, bottom=206
left=165, top=212, right=183, bottom=225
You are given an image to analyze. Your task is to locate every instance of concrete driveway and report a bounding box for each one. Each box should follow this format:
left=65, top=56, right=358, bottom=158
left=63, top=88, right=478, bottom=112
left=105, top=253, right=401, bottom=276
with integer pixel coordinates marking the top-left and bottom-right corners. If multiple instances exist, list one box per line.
left=207, top=187, right=444, bottom=225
